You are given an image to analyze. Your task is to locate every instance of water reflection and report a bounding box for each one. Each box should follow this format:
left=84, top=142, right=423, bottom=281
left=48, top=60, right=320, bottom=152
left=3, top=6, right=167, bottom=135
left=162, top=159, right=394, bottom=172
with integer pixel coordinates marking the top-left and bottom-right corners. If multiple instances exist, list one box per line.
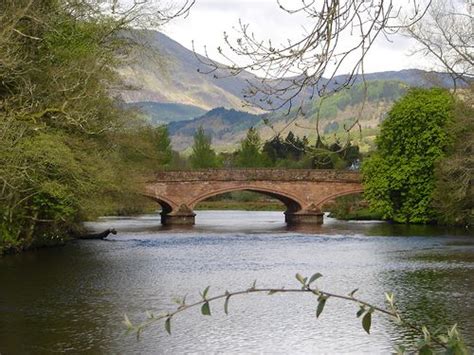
left=0, top=211, right=472, bottom=354
left=85, top=211, right=471, bottom=237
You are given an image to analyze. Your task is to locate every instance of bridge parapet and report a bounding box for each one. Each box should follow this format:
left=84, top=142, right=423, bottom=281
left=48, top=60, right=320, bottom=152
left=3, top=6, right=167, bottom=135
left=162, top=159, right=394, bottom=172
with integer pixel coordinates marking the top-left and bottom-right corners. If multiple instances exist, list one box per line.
left=145, top=168, right=364, bottom=226
left=152, top=169, right=361, bottom=183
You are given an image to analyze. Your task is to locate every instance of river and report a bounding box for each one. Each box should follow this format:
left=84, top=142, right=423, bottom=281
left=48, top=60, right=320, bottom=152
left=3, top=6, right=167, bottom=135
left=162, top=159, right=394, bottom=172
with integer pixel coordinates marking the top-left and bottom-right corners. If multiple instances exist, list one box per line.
left=0, top=211, right=473, bottom=353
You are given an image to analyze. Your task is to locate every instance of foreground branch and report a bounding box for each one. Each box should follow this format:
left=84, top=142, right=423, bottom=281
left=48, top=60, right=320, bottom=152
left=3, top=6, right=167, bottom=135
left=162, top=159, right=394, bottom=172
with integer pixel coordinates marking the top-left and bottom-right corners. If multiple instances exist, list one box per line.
left=124, top=273, right=467, bottom=354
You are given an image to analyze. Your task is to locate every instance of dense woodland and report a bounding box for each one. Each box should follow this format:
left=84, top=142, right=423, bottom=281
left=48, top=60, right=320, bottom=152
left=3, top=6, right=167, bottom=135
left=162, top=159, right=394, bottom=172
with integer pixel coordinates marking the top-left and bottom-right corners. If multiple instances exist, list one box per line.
left=0, top=1, right=174, bottom=253
left=0, top=1, right=472, bottom=255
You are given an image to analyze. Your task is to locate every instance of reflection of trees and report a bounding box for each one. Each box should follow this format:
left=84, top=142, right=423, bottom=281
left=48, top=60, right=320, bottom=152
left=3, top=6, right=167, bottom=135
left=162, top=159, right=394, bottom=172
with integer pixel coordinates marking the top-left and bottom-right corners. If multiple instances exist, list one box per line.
left=0, top=246, right=128, bottom=352
left=364, top=223, right=469, bottom=237
left=381, top=255, right=474, bottom=349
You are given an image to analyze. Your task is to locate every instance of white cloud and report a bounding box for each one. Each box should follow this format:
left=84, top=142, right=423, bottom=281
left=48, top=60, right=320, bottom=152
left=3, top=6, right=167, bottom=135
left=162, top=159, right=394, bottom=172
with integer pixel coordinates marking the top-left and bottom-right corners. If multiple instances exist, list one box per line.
left=162, top=0, right=435, bottom=75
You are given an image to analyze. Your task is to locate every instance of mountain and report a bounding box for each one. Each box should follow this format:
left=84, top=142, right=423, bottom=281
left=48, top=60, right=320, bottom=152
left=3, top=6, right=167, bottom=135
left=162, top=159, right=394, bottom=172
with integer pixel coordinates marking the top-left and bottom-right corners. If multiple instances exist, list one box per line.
left=168, top=80, right=410, bottom=152
left=119, top=30, right=455, bottom=124
left=168, top=107, right=262, bottom=151
left=117, top=30, right=457, bottom=151
left=125, top=102, right=206, bottom=125
left=118, top=31, right=261, bottom=113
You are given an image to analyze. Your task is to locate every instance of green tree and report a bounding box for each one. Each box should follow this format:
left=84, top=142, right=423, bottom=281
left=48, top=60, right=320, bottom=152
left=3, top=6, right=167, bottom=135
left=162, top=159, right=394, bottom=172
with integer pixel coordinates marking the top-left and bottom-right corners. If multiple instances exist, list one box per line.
left=432, top=88, right=474, bottom=227
left=236, top=127, right=267, bottom=167
left=189, top=127, right=219, bottom=169
left=0, top=1, right=128, bottom=250
left=150, top=125, right=173, bottom=167
left=262, top=135, right=285, bottom=164
left=0, top=0, right=191, bottom=253
left=362, top=88, right=455, bottom=223
left=115, top=125, right=173, bottom=171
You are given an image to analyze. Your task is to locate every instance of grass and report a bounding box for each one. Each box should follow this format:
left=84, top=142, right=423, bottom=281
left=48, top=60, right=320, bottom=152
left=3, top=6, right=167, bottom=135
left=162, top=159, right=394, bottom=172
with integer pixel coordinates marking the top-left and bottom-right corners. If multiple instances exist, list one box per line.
left=328, top=207, right=384, bottom=221
left=195, top=200, right=285, bottom=211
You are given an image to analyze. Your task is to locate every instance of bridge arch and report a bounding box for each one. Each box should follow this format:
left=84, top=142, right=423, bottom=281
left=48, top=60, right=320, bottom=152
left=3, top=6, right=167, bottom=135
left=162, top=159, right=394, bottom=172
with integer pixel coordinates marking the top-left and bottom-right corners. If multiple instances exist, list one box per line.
left=317, top=188, right=365, bottom=209
left=144, top=195, right=176, bottom=215
left=188, top=185, right=304, bottom=213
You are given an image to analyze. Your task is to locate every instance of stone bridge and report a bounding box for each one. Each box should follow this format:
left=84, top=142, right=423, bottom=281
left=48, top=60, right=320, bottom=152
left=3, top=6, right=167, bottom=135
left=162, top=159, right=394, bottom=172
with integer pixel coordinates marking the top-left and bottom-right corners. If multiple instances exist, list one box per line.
left=145, top=169, right=363, bottom=225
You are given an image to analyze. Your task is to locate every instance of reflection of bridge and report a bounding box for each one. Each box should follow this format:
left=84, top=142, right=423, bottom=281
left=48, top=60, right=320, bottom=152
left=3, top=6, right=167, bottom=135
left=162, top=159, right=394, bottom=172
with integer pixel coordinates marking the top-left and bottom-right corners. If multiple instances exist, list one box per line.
left=145, top=169, right=363, bottom=225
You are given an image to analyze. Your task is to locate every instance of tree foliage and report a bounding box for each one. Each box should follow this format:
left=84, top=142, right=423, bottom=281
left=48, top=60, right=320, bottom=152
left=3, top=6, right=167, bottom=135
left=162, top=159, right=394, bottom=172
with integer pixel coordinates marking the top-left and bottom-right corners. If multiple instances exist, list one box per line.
left=189, top=127, right=219, bottom=169
left=362, top=88, right=455, bottom=223
left=432, top=88, right=474, bottom=227
left=263, top=132, right=308, bottom=166
left=236, top=127, right=267, bottom=168
left=0, top=0, right=186, bottom=253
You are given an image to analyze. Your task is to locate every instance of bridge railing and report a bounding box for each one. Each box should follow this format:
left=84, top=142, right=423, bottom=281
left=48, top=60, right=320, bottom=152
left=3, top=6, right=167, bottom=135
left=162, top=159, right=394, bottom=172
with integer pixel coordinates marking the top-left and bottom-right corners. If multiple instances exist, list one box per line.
left=151, top=168, right=362, bottom=183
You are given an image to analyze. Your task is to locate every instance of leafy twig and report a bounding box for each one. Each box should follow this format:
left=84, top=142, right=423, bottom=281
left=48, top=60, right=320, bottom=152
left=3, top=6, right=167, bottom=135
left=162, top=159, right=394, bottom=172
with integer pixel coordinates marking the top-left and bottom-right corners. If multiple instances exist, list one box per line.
left=124, top=273, right=467, bottom=354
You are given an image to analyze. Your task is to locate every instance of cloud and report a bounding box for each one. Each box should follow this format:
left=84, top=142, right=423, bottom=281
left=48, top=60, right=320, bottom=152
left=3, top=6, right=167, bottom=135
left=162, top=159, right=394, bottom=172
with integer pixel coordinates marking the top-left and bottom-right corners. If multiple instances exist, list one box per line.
left=163, top=0, right=434, bottom=75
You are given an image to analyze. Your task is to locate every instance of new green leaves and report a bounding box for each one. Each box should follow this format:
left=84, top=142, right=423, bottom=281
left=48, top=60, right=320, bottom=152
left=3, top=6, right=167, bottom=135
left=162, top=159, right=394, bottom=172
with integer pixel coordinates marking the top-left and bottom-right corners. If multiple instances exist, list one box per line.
left=224, top=293, right=231, bottom=315
left=165, top=317, right=172, bottom=335
left=356, top=306, right=365, bottom=318
left=356, top=305, right=373, bottom=334
left=200, top=286, right=210, bottom=300
left=316, top=295, right=328, bottom=318
left=309, top=273, right=323, bottom=285
left=349, top=288, right=359, bottom=297
left=295, top=273, right=306, bottom=286
left=201, top=302, right=211, bottom=316
left=295, top=272, right=323, bottom=289
left=123, top=314, right=134, bottom=330
left=357, top=307, right=374, bottom=334
left=362, top=311, right=372, bottom=334
left=295, top=272, right=328, bottom=318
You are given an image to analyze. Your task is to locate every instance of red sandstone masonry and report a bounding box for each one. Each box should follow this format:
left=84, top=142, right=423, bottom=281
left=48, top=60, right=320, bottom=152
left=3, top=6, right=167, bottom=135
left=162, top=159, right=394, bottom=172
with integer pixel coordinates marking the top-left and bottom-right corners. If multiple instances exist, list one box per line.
left=152, top=169, right=362, bottom=183
left=145, top=169, right=363, bottom=220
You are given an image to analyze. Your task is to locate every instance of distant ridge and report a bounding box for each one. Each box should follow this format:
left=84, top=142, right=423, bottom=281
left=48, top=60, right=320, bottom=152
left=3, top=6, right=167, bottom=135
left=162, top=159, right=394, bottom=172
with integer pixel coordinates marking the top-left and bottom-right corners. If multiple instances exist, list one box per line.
left=118, top=30, right=454, bottom=118
left=118, top=31, right=261, bottom=113
left=125, top=102, right=206, bottom=124
left=117, top=30, right=457, bottom=151
left=168, top=107, right=262, bottom=151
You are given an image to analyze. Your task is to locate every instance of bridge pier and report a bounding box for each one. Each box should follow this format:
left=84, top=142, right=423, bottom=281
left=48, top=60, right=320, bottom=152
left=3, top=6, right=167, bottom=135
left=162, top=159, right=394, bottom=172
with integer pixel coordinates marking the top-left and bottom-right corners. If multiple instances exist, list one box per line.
left=161, top=204, right=196, bottom=225
left=285, top=204, right=324, bottom=225
left=161, top=213, right=196, bottom=225
left=285, top=211, right=324, bottom=225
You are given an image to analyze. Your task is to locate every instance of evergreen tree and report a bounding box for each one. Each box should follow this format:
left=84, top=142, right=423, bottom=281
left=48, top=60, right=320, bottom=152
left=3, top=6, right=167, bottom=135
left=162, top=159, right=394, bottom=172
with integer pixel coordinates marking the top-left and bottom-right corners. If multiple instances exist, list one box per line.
left=236, top=127, right=266, bottom=167
left=262, top=135, right=285, bottom=163
left=189, top=127, right=219, bottom=169
left=154, top=126, right=173, bottom=166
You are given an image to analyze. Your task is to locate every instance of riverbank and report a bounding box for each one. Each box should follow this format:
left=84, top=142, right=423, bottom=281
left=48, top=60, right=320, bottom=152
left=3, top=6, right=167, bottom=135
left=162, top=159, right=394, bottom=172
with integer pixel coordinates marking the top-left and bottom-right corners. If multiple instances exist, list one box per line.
left=0, top=234, right=69, bottom=256
left=325, top=195, right=384, bottom=221
left=195, top=200, right=285, bottom=211
left=327, top=207, right=384, bottom=221
left=196, top=199, right=383, bottom=220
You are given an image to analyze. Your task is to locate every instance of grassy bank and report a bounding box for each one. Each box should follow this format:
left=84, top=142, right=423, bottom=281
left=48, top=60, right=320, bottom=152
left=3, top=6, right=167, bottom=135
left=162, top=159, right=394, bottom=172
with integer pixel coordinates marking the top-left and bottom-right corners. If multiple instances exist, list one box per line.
left=328, top=207, right=384, bottom=221
left=195, top=200, right=285, bottom=211
left=326, top=195, right=384, bottom=221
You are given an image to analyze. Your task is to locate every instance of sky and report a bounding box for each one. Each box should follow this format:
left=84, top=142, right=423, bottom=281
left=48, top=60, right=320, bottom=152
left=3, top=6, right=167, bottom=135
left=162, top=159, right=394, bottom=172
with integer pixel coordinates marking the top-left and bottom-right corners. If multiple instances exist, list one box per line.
left=162, top=0, right=434, bottom=75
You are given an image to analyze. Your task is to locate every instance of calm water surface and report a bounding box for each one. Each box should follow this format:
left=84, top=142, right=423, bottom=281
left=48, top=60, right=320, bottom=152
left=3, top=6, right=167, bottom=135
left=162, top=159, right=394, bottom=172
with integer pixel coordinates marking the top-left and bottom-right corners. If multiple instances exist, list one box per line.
left=0, top=211, right=473, bottom=354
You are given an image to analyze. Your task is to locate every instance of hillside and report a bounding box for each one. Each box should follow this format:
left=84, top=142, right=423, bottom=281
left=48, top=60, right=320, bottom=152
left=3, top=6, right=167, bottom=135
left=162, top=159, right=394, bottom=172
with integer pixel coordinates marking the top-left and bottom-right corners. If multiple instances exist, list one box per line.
left=125, top=102, right=206, bottom=124
left=118, top=31, right=261, bottom=113
left=169, top=80, right=409, bottom=152
left=118, top=30, right=454, bottom=123
left=117, top=30, right=458, bottom=152
left=168, top=107, right=262, bottom=151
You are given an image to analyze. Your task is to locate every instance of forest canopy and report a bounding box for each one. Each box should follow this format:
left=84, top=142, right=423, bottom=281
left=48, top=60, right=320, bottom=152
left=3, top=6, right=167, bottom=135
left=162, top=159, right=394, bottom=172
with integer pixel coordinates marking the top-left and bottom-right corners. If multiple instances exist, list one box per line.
left=0, top=0, right=180, bottom=253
